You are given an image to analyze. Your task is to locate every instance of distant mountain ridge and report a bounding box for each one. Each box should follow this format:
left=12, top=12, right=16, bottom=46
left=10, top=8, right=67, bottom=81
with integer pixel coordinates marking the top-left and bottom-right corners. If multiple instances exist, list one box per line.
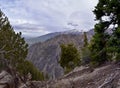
left=25, top=29, right=85, bottom=45
left=25, top=32, right=60, bottom=45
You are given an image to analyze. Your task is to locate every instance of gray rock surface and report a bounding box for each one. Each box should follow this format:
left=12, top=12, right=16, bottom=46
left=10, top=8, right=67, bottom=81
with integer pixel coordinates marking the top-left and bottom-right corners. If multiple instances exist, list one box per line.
left=32, top=64, right=120, bottom=88
left=0, top=70, right=35, bottom=88
left=0, top=70, right=14, bottom=88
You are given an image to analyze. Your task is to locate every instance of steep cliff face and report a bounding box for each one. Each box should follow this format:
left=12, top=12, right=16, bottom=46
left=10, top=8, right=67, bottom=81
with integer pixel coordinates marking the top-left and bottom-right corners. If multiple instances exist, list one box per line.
left=26, top=30, right=94, bottom=79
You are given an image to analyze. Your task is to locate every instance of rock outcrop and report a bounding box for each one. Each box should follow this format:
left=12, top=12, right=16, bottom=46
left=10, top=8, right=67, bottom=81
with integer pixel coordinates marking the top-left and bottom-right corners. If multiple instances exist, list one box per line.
left=32, top=63, right=120, bottom=88
left=0, top=71, right=14, bottom=88
left=0, top=70, right=35, bottom=88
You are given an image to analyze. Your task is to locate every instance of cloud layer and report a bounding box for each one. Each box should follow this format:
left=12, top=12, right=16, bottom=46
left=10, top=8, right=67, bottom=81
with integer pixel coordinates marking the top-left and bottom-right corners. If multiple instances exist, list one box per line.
left=0, top=0, right=98, bottom=37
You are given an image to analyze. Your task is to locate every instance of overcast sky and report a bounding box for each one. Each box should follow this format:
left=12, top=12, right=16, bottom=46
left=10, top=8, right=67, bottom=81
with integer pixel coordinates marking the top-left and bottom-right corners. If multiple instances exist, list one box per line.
left=0, top=0, right=98, bottom=37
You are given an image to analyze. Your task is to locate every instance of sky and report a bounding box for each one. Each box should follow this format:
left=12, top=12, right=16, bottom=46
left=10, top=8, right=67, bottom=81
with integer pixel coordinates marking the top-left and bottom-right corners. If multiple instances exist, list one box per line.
left=0, top=0, right=98, bottom=38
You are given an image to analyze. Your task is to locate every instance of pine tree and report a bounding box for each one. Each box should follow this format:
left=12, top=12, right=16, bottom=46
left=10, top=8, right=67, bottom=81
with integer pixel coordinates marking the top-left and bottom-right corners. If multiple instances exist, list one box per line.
left=0, top=9, right=28, bottom=67
left=83, top=32, right=88, bottom=47
left=90, top=22, right=109, bottom=66
left=59, top=44, right=80, bottom=73
left=0, top=10, right=44, bottom=80
left=105, top=0, right=120, bottom=61
left=81, top=32, right=90, bottom=65
left=90, top=0, right=111, bottom=66
left=90, top=0, right=120, bottom=65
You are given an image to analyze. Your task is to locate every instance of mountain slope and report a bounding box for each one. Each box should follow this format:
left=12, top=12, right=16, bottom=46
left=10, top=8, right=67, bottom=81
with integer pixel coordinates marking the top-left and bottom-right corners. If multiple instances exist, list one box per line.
left=25, top=29, right=84, bottom=45
left=26, top=30, right=94, bottom=79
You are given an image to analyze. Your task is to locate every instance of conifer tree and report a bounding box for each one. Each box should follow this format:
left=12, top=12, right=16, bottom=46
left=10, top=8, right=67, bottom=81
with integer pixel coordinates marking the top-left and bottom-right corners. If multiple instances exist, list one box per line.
left=83, top=32, right=88, bottom=47
left=90, top=22, right=109, bottom=65
left=90, top=0, right=120, bottom=65
left=0, top=10, right=44, bottom=80
left=90, top=0, right=110, bottom=65
left=105, top=0, right=120, bottom=61
left=59, top=44, right=80, bottom=73
left=81, top=32, right=90, bottom=65
left=0, top=9, right=28, bottom=67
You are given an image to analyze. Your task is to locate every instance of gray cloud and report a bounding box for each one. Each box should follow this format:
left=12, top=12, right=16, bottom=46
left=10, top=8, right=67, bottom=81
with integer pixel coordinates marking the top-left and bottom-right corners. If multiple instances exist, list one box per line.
left=0, top=0, right=98, bottom=37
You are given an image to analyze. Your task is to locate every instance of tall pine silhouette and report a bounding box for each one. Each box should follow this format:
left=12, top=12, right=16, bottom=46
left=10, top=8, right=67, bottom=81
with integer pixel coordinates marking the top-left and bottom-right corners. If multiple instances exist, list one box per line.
left=90, top=0, right=120, bottom=65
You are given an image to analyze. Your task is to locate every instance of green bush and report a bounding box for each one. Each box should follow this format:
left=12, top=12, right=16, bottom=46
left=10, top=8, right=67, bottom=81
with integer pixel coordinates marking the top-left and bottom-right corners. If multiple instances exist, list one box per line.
left=59, top=44, right=81, bottom=73
left=17, top=60, right=44, bottom=81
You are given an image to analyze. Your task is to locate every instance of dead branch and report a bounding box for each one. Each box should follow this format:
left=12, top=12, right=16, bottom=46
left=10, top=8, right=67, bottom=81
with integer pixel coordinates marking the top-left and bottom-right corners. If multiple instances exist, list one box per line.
left=98, top=72, right=119, bottom=88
